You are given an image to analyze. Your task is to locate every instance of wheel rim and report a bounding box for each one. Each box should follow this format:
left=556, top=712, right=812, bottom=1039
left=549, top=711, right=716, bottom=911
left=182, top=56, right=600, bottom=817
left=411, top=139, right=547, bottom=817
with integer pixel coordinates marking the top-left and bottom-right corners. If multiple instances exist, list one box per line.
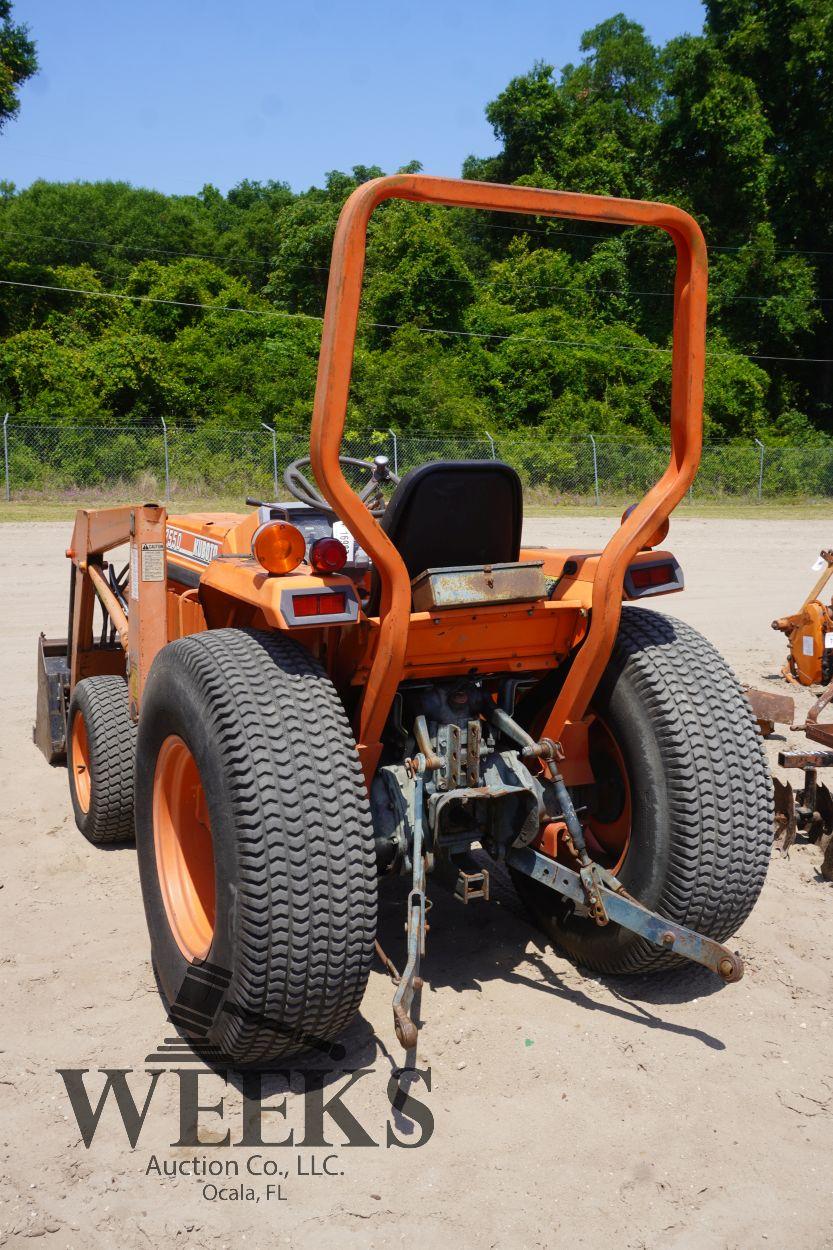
left=71, top=711, right=92, bottom=813
left=153, top=735, right=216, bottom=961
left=584, top=714, right=632, bottom=873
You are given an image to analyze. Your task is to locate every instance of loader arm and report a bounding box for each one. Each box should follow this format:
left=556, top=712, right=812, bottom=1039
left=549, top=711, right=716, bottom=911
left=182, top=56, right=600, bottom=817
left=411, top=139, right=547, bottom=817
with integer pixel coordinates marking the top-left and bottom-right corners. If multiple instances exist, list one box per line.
left=65, top=503, right=168, bottom=717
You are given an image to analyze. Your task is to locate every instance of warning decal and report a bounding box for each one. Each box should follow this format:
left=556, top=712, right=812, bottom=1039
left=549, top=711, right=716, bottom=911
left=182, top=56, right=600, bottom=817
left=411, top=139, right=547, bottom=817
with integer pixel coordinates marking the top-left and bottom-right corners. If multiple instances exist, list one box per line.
left=141, top=542, right=165, bottom=581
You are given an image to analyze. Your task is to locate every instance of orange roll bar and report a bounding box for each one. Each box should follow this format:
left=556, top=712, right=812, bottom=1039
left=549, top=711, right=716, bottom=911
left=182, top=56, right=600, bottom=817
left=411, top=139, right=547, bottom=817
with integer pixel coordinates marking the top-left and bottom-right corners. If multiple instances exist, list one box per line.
left=308, top=174, right=707, bottom=768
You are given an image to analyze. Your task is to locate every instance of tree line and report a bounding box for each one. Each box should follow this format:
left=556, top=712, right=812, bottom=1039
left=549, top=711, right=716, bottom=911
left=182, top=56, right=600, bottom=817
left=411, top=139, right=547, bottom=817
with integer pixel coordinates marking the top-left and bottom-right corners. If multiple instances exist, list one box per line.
left=0, top=0, right=831, bottom=452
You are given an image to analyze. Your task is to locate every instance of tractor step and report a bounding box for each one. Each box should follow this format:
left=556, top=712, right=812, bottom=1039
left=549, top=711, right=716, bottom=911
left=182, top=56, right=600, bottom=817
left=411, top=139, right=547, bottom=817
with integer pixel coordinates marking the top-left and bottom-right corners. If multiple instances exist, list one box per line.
left=507, top=846, right=744, bottom=982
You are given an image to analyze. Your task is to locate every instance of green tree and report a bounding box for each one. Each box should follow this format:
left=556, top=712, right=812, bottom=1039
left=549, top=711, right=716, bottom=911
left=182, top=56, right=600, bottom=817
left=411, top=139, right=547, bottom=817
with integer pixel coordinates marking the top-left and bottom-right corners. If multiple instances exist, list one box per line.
left=363, top=202, right=474, bottom=338
left=0, top=3, right=831, bottom=480
left=705, top=0, right=833, bottom=247
left=0, top=1, right=36, bottom=130
left=658, top=34, right=772, bottom=235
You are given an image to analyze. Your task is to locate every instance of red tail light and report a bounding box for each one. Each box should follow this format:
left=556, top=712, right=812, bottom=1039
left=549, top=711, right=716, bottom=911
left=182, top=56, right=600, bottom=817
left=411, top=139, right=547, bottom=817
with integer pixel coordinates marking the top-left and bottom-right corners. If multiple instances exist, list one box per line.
left=630, top=563, right=674, bottom=590
left=293, top=591, right=348, bottom=618
left=310, top=537, right=348, bottom=573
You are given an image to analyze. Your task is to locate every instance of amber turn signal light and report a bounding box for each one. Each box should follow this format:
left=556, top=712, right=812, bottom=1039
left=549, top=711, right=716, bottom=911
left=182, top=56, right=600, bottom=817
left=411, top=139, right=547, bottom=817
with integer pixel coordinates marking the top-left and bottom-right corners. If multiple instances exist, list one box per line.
left=251, top=521, right=306, bottom=575
left=620, top=503, right=669, bottom=550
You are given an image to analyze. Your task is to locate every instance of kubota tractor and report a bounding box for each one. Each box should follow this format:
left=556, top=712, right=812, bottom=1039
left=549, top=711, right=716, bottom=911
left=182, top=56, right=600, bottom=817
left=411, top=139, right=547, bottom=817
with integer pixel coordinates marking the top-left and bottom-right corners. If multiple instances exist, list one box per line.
left=35, top=175, right=773, bottom=1063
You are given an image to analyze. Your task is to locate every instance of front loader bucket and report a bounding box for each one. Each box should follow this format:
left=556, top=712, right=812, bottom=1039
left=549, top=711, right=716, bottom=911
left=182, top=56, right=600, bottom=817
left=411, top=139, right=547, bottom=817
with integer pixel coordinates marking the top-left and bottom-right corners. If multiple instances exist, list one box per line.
left=34, top=633, right=70, bottom=764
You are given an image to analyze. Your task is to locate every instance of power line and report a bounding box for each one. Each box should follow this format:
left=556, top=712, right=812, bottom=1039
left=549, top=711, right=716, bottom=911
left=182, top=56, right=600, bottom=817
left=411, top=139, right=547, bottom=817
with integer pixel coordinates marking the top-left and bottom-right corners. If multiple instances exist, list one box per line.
left=429, top=272, right=833, bottom=304
left=5, top=226, right=833, bottom=303
left=8, top=230, right=277, bottom=270
left=479, top=217, right=833, bottom=257
left=12, top=211, right=833, bottom=259
left=5, top=245, right=831, bottom=307
left=0, top=278, right=315, bottom=323
left=3, top=276, right=833, bottom=364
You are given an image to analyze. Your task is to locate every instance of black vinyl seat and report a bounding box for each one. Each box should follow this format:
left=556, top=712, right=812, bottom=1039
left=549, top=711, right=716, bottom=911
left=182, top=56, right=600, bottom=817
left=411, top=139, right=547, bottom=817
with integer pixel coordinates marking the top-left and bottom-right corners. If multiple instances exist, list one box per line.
left=366, top=460, right=523, bottom=613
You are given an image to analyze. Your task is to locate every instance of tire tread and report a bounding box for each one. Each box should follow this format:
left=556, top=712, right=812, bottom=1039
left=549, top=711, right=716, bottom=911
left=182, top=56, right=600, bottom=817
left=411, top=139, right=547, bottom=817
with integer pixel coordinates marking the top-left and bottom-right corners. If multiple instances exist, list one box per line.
left=148, top=628, right=376, bottom=1063
left=68, top=675, right=136, bottom=844
left=592, top=606, right=772, bottom=973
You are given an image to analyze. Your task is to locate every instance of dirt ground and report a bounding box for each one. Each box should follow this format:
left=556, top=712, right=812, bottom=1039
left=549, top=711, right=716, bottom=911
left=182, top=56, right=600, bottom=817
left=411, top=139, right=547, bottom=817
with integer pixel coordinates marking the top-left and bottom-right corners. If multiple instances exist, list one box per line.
left=2, top=515, right=832, bottom=1250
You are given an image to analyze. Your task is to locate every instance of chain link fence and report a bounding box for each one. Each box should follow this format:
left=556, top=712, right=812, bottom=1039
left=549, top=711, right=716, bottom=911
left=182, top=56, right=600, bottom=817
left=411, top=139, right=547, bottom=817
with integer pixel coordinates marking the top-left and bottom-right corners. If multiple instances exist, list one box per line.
left=4, top=416, right=833, bottom=506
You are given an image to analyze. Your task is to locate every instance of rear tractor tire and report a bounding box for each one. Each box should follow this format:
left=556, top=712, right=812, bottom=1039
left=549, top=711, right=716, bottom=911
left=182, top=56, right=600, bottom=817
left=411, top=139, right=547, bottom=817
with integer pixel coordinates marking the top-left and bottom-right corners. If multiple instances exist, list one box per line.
left=67, top=675, right=136, bottom=844
left=513, top=606, right=773, bottom=975
left=134, top=628, right=377, bottom=1065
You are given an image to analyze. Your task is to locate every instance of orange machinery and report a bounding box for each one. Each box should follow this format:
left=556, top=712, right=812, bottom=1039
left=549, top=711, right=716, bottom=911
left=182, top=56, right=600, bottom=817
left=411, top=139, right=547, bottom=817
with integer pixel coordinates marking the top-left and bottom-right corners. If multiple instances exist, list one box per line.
left=36, top=176, right=772, bottom=1063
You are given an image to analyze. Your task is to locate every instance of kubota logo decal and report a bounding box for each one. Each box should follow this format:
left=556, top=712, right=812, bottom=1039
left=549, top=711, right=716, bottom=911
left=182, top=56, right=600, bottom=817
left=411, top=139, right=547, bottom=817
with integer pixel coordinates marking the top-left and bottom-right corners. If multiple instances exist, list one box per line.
left=166, top=527, right=221, bottom=566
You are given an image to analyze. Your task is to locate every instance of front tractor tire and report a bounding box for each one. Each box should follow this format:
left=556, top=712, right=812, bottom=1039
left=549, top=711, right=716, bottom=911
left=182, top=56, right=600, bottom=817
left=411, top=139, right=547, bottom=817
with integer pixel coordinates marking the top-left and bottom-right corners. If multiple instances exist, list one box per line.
left=67, top=675, right=136, bottom=844
left=134, top=628, right=377, bottom=1065
left=514, top=606, right=773, bottom=975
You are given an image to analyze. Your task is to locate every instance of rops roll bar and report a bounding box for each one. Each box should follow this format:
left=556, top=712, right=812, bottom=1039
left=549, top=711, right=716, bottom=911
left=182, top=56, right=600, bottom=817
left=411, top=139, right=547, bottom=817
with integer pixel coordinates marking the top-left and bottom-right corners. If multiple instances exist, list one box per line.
left=308, top=174, right=707, bottom=775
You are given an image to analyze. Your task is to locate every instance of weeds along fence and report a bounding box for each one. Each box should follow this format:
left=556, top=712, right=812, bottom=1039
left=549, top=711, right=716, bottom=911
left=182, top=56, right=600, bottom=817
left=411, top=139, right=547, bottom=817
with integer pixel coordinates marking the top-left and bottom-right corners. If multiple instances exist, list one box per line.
left=4, top=417, right=833, bottom=505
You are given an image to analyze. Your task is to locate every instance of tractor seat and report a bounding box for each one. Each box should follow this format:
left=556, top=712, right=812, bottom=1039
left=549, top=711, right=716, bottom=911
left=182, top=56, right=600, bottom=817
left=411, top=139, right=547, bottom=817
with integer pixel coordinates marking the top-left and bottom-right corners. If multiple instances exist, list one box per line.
left=366, top=460, right=523, bottom=614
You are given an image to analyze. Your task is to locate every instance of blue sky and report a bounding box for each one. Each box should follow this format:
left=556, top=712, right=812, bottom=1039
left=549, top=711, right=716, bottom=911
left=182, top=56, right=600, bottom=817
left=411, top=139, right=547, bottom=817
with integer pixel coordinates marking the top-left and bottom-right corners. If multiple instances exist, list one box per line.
left=3, top=0, right=704, bottom=195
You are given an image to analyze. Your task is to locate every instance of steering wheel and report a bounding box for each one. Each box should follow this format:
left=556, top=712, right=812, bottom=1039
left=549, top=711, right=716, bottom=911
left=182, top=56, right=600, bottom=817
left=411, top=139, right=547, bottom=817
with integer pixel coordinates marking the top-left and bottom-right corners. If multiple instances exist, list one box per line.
left=283, top=454, right=400, bottom=519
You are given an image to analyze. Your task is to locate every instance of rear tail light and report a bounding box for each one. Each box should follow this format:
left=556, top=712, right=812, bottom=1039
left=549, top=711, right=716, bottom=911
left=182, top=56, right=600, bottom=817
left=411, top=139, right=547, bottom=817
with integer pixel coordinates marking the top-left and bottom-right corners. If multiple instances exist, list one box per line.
left=624, top=558, right=683, bottom=598
left=630, top=562, right=674, bottom=590
left=310, top=536, right=348, bottom=573
left=251, top=521, right=306, bottom=575
left=280, top=586, right=360, bottom=625
left=293, top=591, right=348, bottom=618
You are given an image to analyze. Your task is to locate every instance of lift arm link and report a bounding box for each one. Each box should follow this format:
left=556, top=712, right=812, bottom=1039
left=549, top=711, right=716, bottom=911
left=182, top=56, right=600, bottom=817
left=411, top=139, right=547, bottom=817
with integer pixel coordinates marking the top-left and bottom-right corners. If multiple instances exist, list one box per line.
left=508, top=847, right=743, bottom=983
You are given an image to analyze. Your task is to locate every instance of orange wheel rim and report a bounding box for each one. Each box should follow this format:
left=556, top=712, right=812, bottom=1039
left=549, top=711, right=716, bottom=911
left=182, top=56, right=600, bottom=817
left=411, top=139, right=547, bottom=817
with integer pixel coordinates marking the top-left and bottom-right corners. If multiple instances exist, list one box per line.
left=71, top=712, right=92, bottom=813
left=584, top=715, right=632, bottom=874
left=153, top=735, right=216, bottom=961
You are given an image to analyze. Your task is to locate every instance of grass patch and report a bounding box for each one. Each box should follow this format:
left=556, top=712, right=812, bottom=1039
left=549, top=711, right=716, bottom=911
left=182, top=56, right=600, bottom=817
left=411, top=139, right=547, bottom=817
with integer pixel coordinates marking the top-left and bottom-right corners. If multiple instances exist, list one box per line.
left=0, top=495, right=247, bottom=523
left=2, top=493, right=832, bottom=524
left=524, top=497, right=833, bottom=520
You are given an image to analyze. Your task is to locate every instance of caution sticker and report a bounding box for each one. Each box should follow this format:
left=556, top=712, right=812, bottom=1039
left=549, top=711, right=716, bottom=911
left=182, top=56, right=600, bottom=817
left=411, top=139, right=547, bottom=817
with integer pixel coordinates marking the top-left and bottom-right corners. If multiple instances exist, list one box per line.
left=141, top=542, right=165, bottom=581
left=803, top=635, right=815, bottom=656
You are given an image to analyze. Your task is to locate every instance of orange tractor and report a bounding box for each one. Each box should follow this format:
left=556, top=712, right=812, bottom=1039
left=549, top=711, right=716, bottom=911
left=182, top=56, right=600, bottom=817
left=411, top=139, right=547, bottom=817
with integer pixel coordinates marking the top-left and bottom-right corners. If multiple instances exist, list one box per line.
left=35, top=176, right=772, bottom=1063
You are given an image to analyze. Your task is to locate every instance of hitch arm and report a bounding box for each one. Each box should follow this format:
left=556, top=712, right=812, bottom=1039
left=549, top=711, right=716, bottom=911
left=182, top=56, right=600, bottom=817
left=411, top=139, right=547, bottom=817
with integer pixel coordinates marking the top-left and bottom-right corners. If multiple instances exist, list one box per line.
left=508, top=846, right=743, bottom=982
left=391, top=756, right=429, bottom=1051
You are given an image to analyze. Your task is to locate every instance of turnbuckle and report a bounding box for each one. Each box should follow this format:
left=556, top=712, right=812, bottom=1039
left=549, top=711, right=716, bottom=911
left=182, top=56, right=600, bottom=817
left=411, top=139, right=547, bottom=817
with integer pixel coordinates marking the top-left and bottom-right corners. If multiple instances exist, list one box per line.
left=540, top=751, right=622, bottom=924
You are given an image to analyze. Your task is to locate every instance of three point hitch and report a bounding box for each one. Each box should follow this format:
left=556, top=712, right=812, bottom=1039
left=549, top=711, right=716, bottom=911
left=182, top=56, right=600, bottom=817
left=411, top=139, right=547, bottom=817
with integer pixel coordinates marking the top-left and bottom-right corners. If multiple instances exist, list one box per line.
left=509, top=734, right=744, bottom=985
left=382, top=719, right=744, bottom=1056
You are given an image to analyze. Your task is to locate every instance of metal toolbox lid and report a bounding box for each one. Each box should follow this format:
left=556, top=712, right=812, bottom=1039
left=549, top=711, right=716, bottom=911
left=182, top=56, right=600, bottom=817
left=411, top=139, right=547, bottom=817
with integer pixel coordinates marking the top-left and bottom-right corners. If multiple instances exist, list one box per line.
left=411, top=561, right=546, bottom=611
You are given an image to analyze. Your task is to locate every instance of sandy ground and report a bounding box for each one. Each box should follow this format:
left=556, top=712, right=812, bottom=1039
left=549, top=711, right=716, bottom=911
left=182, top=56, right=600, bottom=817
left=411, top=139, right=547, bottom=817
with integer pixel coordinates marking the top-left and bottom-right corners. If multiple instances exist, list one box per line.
left=1, top=515, right=832, bottom=1250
